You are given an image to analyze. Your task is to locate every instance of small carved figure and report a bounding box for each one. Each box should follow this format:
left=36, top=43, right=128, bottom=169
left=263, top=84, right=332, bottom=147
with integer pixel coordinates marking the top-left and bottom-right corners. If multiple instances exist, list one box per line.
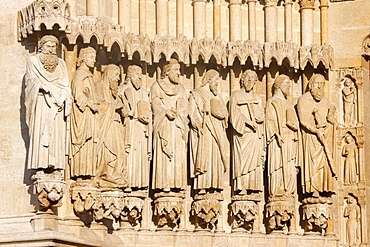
left=297, top=74, right=336, bottom=195
left=189, top=69, right=229, bottom=194
left=266, top=75, right=299, bottom=197
left=344, top=195, right=361, bottom=247
left=70, top=47, right=99, bottom=178
left=25, top=35, right=71, bottom=171
left=342, top=76, right=356, bottom=125
left=230, top=70, right=264, bottom=195
left=95, top=64, right=127, bottom=188
left=150, top=59, right=189, bottom=192
left=342, top=133, right=359, bottom=185
left=120, top=65, right=152, bottom=190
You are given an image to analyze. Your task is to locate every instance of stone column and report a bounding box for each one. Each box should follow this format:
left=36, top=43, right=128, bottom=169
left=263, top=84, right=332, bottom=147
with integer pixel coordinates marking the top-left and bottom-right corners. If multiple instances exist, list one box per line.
left=264, top=0, right=278, bottom=43
left=213, top=0, right=221, bottom=39
left=156, top=0, right=169, bottom=36
left=86, top=0, right=99, bottom=16
left=319, top=0, right=329, bottom=45
left=177, top=0, right=184, bottom=37
left=247, top=0, right=256, bottom=41
left=284, top=0, right=293, bottom=42
left=300, top=0, right=315, bottom=46
left=229, top=0, right=242, bottom=42
left=140, top=0, right=147, bottom=34
left=119, top=0, right=131, bottom=32
left=193, top=0, right=207, bottom=40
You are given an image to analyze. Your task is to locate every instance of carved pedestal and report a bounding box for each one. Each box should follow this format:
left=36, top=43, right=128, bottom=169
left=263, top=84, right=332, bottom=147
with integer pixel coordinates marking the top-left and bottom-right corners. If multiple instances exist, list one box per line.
left=93, top=190, right=125, bottom=230
left=120, top=190, right=145, bottom=230
left=71, top=180, right=101, bottom=215
left=191, top=192, right=222, bottom=232
left=33, top=171, right=65, bottom=213
left=266, top=196, right=296, bottom=234
left=302, top=196, right=333, bottom=235
left=231, top=194, right=261, bottom=233
left=154, top=192, right=185, bottom=231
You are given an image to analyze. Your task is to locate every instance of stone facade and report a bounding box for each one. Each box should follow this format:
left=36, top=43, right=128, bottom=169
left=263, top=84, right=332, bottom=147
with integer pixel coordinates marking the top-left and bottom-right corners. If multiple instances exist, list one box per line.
left=0, top=0, right=370, bottom=246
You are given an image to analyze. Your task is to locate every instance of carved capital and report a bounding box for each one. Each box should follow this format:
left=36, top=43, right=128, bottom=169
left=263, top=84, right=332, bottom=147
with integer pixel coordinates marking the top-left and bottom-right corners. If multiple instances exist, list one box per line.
left=302, top=197, right=333, bottom=234
left=153, top=192, right=185, bottom=230
left=265, top=0, right=279, bottom=6
left=192, top=198, right=222, bottom=231
left=299, top=0, right=315, bottom=9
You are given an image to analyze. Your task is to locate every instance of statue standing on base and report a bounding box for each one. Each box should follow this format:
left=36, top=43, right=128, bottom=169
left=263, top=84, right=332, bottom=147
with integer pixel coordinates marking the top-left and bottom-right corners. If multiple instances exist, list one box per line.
left=25, top=35, right=71, bottom=211
left=265, top=75, right=299, bottom=233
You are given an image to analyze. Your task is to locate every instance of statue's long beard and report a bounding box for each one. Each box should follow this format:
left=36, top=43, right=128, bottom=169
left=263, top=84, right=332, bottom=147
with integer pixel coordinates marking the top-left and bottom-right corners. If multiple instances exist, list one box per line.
left=39, top=54, right=59, bottom=73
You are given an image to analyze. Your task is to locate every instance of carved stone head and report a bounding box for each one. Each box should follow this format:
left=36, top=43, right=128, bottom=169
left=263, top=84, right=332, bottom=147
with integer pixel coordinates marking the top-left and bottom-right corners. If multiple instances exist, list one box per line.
left=104, top=64, right=121, bottom=98
left=38, top=35, right=60, bottom=72
left=201, top=69, right=220, bottom=96
left=162, top=59, right=181, bottom=84
left=273, top=74, right=291, bottom=98
left=77, top=47, right=96, bottom=68
left=240, top=70, right=257, bottom=93
left=126, top=65, right=143, bottom=90
left=308, top=74, right=325, bottom=102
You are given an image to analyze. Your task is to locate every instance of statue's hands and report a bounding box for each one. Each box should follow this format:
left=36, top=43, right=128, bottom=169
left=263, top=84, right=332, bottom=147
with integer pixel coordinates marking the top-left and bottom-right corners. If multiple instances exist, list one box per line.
left=276, top=133, right=284, bottom=147
left=286, top=121, right=298, bottom=131
left=89, top=101, right=99, bottom=113
left=246, top=120, right=257, bottom=132
left=255, top=116, right=263, bottom=124
left=40, top=84, right=50, bottom=94
left=166, top=109, right=176, bottom=121
left=139, top=115, right=149, bottom=124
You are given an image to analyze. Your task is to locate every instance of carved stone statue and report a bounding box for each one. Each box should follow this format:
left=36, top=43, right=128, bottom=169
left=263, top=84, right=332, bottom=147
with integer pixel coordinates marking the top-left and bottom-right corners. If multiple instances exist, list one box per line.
left=342, top=133, right=359, bottom=185
left=25, top=35, right=71, bottom=171
left=297, top=74, right=336, bottom=195
left=230, top=69, right=264, bottom=195
left=266, top=75, right=299, bottom=197
left=342, top=76, right=356, bottom=126
left=150, top=59, right=189, bottom=192
left=120, top=65, right=152, bottom=190
left=189, top=69, right=229, bottom=193
left=344, top=195, right=361, bottom=247
left=70, top=47, right=99, bottom=178
left=95, top=64, right=127, bottom=188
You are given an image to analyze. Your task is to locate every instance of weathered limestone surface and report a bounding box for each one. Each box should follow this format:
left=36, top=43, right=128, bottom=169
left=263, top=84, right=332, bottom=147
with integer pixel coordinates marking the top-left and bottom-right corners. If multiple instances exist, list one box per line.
left=0, top=0, right=370, bottom=246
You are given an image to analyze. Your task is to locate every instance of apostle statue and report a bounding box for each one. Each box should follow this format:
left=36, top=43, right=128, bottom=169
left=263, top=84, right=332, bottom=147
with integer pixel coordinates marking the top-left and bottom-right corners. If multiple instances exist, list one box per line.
left=25, top=35, right=71, bottom=171
left=265, top=75, right=299, bottom=197
left=94, top=64, right=127, bottom=188
left=150, top=59, right=189, bottom=192
left=189, top=69, right=229, bottom=194
left=70, top=47, right=99, bottom=178
left=297, top=74, right=337, bottom=195
left=229, top=70, right=264, bottom=195
left=120, top=65, right=152, bottom=190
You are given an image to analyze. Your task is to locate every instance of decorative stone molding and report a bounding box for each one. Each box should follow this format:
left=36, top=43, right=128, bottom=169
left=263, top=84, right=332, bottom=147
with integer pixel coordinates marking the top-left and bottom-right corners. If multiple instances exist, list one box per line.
left=33, top=171, right=65, bottom=212
left=191, top=192, right=223, bottom=232
left=231, top=194, right=260, bottom=233
left=302, top=196, right=333, bottom=234
left=299, top=0, right=315, bottom=9
left=266, top=196, right=295, bottom=233
left=151, top=35, right=190, bottom=64
left=265, top=0, right=279, bottom=6
left=299, top=44, right=334, bottom=69
left=66, top=16, right=108, bottom=45
left=227, top=40, right=263, bottom=68
left=104, top=25, right=126, bottom=53
left=263, top=42, right=299, bottom=69
left=125, top=33, right=152, bottom=63
left=153, top=192, right=185, bottom=230
left=120, top=191, right=145, bottom=229
left=190, top=38, right=227, bottom=66
left=18, top=0, right=70, bottom=41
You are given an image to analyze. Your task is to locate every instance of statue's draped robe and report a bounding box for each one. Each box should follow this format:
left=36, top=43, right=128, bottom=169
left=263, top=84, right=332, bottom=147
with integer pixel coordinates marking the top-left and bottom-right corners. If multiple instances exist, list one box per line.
left=189, top=87, right=229, bottom=190
left=229, top=89, right=264, bottom=191
left=342, top=141, right=358, bottom=185
left=297, top=92, right=335, bottom=193
left=265, top=95, right=299, bottom=196
left=94, top=73, right=126, bottom=187
left=150, top=79, right=189, bottom=190
left=25, top=55, right=71, bottom=170
left=121, top=85, right=152, bottom=188
left=70, top=67, right=96, bottom=177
